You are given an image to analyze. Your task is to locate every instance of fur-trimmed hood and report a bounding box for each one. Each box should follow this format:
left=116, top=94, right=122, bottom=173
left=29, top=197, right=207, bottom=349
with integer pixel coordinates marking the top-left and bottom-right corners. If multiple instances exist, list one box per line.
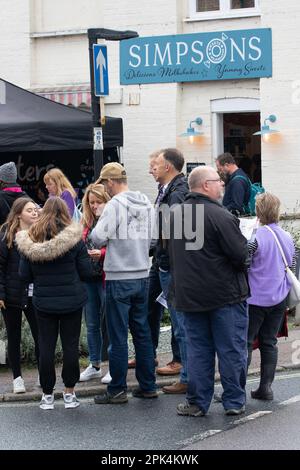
left=16, top=223, right=83, bottom=263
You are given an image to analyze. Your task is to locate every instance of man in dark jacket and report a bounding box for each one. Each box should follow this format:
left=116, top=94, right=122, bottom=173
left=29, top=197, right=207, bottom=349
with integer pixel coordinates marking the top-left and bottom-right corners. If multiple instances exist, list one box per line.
left=216, top=152, right=250, bottom=216
left=152, top=148, right=189, bottom=393
left=0, top=162, right=27, bottom=225
left=170, top=165, right=249, bottom=417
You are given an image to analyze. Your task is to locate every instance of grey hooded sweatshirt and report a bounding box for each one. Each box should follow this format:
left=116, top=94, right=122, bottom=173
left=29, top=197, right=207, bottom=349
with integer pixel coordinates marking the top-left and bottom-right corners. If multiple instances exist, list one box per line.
left=91, top=191, right=155, bottom=280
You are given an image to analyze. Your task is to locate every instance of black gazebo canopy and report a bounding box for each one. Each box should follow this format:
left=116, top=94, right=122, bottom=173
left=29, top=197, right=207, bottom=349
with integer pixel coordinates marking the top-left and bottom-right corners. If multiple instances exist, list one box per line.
left=0, top=79, right=123, bottom=152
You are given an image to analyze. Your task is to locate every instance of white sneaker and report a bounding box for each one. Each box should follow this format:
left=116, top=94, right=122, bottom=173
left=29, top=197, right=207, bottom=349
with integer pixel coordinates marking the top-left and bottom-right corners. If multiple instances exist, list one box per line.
left=79, top=364, right=102, bottom=382
left=40, top=393, right=54, bottom=410
left=13, top=376, right=26, bottom=394
left=101, top=370, right=112, bottom=384
left=63, top=392, right=80, bottom=409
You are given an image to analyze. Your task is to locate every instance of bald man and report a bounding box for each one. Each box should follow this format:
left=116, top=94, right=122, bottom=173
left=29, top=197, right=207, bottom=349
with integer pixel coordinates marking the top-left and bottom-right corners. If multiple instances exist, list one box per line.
left=169, top=166, right=249, bottom=417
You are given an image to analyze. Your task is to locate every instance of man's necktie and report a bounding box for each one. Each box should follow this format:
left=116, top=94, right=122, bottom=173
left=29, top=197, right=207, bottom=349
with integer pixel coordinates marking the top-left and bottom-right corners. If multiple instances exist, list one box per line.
left=155, top=185, right=164, bottom=207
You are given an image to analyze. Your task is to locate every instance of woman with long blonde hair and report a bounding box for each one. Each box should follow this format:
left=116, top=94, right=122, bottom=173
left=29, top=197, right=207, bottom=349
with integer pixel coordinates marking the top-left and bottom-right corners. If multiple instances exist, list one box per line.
left=16, top=197, right=93, bottom=410
left=79, top=183, right=111, bottom=384
left=0, top=197, right=40, bottom=394
left=81, top=183, right=110, bottom=228
left=43, top=168, right=77, bottom=218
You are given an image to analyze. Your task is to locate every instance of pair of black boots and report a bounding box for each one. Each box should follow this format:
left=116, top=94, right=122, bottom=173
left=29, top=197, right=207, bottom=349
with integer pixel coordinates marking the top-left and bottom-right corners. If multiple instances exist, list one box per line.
left=251, top=362, right=276, bottom=400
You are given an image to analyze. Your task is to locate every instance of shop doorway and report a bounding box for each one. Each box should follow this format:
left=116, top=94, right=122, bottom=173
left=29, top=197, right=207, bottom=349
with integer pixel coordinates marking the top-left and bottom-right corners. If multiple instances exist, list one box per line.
left=223, top=112, right=261, bottom=183
left=211, top=98, right=261, bottom=183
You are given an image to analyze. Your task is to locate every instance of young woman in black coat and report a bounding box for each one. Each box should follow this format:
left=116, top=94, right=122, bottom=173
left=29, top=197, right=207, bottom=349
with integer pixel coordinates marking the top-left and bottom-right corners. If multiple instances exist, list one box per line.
left=16, top=197, right=94, bottom=411
left=0, top=197, right=40, bottom=394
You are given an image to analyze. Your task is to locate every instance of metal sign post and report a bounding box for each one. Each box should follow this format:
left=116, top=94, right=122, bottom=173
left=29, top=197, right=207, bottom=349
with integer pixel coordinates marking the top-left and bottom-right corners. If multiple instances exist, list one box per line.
left=88, top=28, right=139, bottom=180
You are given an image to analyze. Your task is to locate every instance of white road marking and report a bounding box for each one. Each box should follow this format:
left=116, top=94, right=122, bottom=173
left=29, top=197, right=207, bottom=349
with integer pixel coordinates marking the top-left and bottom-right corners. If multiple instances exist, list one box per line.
left=232, top=411, right=272, bottom=425
left=279, top=395, right=300, bottom=405
left=246, top=371, right=300, bottom=384
left=179, top=373, right=300, bottom=446
left=178, top=430, right=222, bottom=446
left=179, top=411, right=273, bottom=447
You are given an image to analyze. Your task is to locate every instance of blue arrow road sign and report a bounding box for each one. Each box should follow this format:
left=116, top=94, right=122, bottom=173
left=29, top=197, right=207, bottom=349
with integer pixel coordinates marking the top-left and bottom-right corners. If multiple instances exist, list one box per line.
left=93, top=45, right=109, bottom=96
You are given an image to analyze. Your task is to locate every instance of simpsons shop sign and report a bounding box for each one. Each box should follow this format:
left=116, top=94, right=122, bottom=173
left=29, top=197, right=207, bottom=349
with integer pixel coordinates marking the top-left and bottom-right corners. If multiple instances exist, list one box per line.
left=120, top=28, right=272, bottom=85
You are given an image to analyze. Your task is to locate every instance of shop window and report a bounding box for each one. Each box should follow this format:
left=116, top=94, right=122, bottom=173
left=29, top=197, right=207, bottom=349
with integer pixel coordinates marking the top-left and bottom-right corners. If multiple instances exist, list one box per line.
left=231, top=0, right=255, bottom=8
left=196, top=0, right=220, bottom=12
left=189, top=0, right=260, bottom=20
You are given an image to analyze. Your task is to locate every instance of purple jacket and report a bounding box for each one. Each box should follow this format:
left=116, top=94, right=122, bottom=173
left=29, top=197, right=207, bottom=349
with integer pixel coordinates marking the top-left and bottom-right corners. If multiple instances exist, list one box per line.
left=60, top=190, right=75, bottom=217
left=247, top=223, right=295, bottom=307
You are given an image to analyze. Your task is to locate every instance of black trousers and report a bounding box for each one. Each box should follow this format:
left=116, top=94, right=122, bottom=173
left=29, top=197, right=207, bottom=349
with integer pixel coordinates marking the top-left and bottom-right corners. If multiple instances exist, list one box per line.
left=247, top=299, right=286, bottom=367
left=36, top=309, right=82, bottom=395
left=2, top=299, right=39, bottom=379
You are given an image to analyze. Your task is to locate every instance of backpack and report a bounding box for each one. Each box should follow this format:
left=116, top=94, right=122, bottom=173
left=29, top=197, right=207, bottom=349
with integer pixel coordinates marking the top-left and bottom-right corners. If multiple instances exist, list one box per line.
left=232, top=175, right=265, bottom=216
left=72, top=203, right=82, bottom=223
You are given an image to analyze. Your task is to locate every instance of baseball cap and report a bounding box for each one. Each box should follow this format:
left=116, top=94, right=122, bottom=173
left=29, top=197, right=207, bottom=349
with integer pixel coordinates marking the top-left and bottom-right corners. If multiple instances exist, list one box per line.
left=98, top=163, right=127, bottom=182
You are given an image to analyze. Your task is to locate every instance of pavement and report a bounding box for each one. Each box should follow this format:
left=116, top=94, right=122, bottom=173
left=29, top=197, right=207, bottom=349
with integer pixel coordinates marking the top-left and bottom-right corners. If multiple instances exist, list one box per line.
left=0, top=327, right=300, bottom=403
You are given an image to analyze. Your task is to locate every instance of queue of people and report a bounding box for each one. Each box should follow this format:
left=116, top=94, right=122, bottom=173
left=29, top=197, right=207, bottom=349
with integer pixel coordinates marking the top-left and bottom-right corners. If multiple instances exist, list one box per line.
left=0, top=156, right=296, bottom=416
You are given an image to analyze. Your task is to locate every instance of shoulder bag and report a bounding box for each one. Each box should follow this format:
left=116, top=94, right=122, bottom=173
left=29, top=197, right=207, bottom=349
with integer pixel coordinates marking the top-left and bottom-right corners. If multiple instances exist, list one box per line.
left=265, top=225, right=300, bottom=309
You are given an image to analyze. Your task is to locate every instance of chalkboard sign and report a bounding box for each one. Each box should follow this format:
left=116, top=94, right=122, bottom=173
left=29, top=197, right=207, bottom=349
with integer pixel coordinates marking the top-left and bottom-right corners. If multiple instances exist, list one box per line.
left=186, top=162, right=206, bottom=176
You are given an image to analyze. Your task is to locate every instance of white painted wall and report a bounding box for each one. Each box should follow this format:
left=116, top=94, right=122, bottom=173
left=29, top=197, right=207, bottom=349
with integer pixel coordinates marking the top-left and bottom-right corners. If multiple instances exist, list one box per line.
left=31, top=35, right=90, bottom=87
left=30, top=0, right=104, bottom=87
left=259, top=0, right=300, bottom=212
left=31, top=0, right=103, bottom=32
left=0, top=0, right=31, bottom=87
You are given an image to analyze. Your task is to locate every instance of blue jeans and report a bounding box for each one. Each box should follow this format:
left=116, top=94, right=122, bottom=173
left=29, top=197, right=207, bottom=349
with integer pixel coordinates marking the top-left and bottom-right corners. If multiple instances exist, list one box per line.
left=84, top=282, right=105, bottom=364
left=106, top=279, right=156, bottom=395
left=184, top=302, right=248, bottom=413
left=159, top=270, right=188, bottom=384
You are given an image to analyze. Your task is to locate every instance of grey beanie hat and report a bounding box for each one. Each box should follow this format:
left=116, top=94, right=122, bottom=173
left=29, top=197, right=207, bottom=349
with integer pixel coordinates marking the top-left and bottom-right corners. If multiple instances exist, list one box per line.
left=0, top=162, right=17, bottom=183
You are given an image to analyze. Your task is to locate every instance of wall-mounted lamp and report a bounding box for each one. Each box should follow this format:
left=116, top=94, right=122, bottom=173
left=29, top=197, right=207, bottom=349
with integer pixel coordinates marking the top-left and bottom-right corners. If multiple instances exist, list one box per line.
left=253, top=114, right=279, bottom=142
left=180, top=117, right=203, bottom=144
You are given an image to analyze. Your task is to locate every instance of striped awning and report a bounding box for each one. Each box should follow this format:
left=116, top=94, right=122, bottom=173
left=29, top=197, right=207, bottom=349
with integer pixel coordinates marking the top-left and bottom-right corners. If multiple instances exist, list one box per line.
left=30, top=85, right=92, bottom=108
